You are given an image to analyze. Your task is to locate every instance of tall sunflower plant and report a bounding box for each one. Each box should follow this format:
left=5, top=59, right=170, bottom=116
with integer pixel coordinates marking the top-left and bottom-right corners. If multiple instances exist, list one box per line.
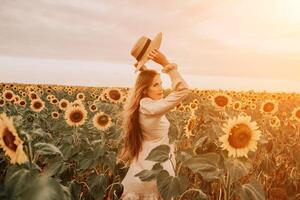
left=0, top=88, right=127, bottom=200
left=135, top=108, right=267, bottom=200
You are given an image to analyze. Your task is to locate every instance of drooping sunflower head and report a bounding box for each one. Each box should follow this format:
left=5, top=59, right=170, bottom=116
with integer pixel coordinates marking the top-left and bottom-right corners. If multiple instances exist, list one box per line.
left=30, top=99, right=45, bottom=113
left=219, top=115, right=262, bottom=158
left=64, top=105, right=87, bottom=127
left=184, top=116, right=197, bottom=139
left=92, top=112, right=112, bottom=131
left=0, top=114, right=28, bottom=164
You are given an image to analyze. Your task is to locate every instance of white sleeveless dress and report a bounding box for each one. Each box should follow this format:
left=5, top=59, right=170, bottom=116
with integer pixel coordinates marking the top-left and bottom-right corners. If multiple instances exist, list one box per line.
left=121, top=68, right=190, bottom=200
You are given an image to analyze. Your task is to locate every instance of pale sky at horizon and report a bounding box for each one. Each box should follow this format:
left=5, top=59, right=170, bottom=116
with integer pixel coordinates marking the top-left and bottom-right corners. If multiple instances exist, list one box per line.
left=0, top=0, right=300, bottom=92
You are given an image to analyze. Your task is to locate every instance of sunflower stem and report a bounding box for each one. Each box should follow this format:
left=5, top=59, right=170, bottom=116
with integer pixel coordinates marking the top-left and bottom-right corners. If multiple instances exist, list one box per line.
left=169, top=154, right=176, bottom=176
left=26, top=134, right=33, bottom=171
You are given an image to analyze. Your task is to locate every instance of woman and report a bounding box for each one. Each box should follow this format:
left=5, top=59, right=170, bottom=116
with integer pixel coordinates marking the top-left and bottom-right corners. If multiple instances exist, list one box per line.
left=118, top=48, right=190, bottom=200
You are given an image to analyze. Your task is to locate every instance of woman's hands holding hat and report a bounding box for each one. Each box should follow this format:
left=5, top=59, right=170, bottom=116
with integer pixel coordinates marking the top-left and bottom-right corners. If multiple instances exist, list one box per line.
left=148, top=49, right=170, bottom=67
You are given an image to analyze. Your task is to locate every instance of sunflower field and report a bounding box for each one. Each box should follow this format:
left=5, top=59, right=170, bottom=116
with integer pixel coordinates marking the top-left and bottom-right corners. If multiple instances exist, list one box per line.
left=0, top=83, right=299, bottom=200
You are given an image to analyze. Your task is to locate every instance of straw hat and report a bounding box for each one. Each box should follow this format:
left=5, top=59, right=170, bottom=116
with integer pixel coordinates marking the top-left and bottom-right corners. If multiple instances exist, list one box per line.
left=130, top=32, right=162, bottom=72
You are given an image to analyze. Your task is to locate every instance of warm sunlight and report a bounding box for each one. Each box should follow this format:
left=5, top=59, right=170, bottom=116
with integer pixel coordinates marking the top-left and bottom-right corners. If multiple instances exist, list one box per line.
left=278, top=0, right=300, bottom=24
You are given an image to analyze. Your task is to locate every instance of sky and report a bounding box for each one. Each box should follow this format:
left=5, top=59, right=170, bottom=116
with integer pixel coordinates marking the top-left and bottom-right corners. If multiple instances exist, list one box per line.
left=0, top=0, right=300, bottom=92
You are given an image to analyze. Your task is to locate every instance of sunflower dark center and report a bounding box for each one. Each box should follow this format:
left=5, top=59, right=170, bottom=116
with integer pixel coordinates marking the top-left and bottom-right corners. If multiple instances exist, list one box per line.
left=3, top=128, right=17, bottom=151
left=109, top=90, right=121, bottom=100
left=5, top=93, right=13, bottom=99
left=228, top=123, right=252, bottom=149
left=70, top=111, right=83, bottom=123
left=215, top=96, right=228, bottom=107
left=33, top=101, right=42, bottom=109
left=97, top=115, right=109, bottom=126
left=263, top=102, right=274, bottom=112
left=61, top=102, right=67, bottom=108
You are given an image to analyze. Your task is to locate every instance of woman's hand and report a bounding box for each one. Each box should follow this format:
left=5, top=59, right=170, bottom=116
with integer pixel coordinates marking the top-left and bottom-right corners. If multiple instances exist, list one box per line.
left=148, top=49, right=170, bottom=67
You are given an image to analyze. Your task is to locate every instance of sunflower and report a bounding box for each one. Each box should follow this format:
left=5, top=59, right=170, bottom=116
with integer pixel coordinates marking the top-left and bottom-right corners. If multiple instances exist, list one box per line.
left=19, top=99, right=26, bottom=107
left=76, top=93, right=86, bottom=101
left=25, top=85, right=35, bottom=93
left=51, top=111, right=59, bottom=119
left=3, top=90, right=14, bottom=102
left=28, top=91, right=39, bottom=100
left=218, top=115, right=262, bottom=158
left=93, top=112, right=112, bottom=131
left=89, top=104, right=97, bottom=112
left=269, top=116, right=281, bottom=129
left=59, top=99, right=69, bottom=111
left=47, top=94, right=54, bottom=101
left=104, top=88, right=123, bottom=103
left=13, top=95, right=20, bottom=104
left=178, top=106, right=185, bottom=112
left=46, top=89, right=52, bottom=93
left=37, top=90, right=43, bottom=96
left=211, top=92, right=232, bottom=110
left=90, top=93, right=96, bottom=98
left=232, top=101, right=243, bottom=111
left=260, top=99, right=278, bottom=115
left=291, top=107, right=300, bottom=123
left=250, top=103, right=257, bottom=110
left=64, top=105, right=87, bottom=127
left=189, top=102, right=198, bottom=111
left=67, top=91, right=73, bottom=96
left=50, top=98, right=59, bottom=105
left=0, top=114, right=28, bottom=164
left=98, top=93, right=106, bottom=102
left=0, top=98, right=4, bottom=107
left=192, top=99, right=199, bottom=105
left=30, top=99, right=45, bottom=112
left=184, top=115, right=197, bottom=139
left=69, top=99, right=84, bottom=108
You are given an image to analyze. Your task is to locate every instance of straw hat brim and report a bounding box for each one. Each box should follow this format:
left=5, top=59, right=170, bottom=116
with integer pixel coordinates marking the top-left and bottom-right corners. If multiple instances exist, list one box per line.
left=136, top=32, right=162, bottom=71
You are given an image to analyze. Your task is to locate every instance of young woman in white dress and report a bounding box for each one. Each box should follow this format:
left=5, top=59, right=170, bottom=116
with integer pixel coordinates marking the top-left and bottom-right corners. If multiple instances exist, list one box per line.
left=118, top=33, right=190, bottom=200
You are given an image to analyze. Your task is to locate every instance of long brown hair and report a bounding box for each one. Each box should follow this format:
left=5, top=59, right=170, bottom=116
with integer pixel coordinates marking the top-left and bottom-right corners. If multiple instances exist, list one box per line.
left=118, top=69, right=159, bottom=164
